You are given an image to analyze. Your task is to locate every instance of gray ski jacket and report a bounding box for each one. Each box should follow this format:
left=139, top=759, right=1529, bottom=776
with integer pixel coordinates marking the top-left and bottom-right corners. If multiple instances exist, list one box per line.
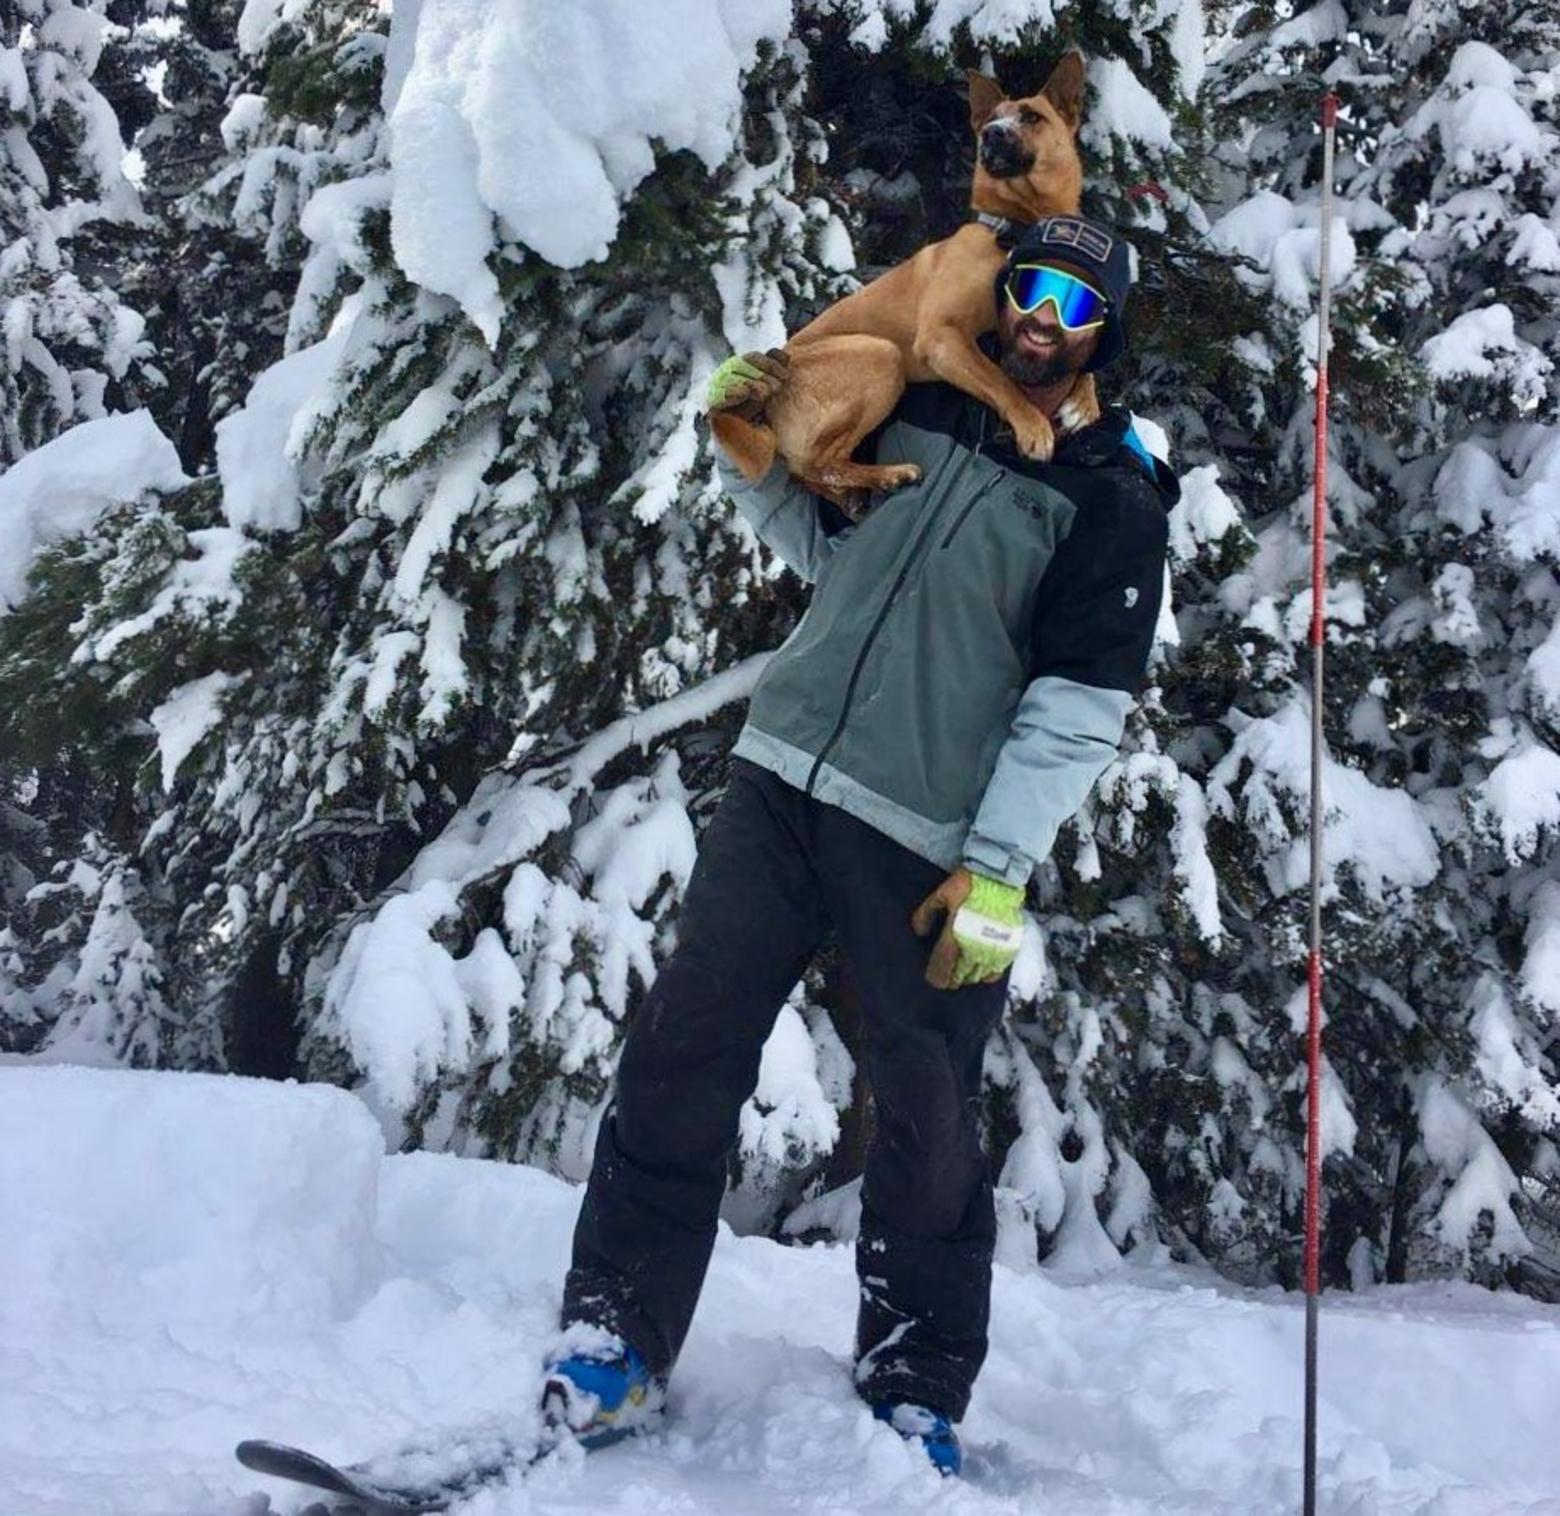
left=717, top=380, right=1177, bottom=888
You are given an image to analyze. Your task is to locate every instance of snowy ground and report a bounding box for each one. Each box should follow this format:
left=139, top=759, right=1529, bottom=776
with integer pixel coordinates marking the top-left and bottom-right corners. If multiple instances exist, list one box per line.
left=2, top=1066, right=1556, bottom=1516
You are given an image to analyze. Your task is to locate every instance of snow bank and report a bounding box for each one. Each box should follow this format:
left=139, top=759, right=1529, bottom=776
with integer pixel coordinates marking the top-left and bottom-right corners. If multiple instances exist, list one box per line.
left=387, top=0, right=791, bottom=338
left=0, top=410, right=190, bottom=613
left=0, top=1065, right=382, bottom=1330
left=3, top=1063, right=1560, bottom=1516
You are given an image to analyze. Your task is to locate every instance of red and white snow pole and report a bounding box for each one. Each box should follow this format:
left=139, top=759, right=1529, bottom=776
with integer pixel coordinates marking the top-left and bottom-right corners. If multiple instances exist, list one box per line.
left=1303, top=89, right=1339, bottom=1516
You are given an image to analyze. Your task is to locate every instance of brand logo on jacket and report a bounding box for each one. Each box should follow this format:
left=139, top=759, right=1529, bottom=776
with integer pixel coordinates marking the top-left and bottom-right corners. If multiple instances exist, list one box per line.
left=1124, top=586, right=1139, bottom=607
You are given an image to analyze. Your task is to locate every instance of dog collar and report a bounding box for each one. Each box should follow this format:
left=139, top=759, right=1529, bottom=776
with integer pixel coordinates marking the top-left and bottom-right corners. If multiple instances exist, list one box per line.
left=973, top=211, right=1024, bottom=248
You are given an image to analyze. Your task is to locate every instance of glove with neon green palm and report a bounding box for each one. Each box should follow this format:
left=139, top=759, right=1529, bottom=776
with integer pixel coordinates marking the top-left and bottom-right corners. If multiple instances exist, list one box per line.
left=705, top=349, right=789, bottom=416
left=910, top=866, right=1026, bottom=990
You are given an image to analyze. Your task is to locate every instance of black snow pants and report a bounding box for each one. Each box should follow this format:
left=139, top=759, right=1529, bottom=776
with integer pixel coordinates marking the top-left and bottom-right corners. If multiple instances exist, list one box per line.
left=561, top=756, right=1010, bottom=1421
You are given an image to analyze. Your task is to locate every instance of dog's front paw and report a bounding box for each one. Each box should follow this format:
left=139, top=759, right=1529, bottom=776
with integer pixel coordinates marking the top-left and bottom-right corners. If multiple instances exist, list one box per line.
left=1056, top=376, right=1101, bottom=437
left=1010, top=408, right=1056, bottom=462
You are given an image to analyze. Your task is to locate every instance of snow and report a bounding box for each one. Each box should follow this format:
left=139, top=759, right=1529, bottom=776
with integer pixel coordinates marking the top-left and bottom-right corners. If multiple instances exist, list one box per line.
left=0, top=409, right=190, bottom=613
left=38, top=2, right=111, bottom=78
left=1519, top=879, right=1560, bottom=1017
left=837, top=1, right=1062, bottom=54
left=1432, top=440, right=1502, bottom=535
left=0, top=45, right=27, bottom=114
left=1165, top=463, right=1245, bottom=569
left=1420, top=304, right=1552, bottom=409
left=1506, top=212, right=1560, bottom=273
left=1443, top=40, right=1520, bottom=94
left=1082, top=57, right=1177, bottom=155
left=1472, top=738, right=1560, bottom=863
left=1171, top=771, right=1224, bottom=944
left=738, top=997, right=845, bottom=1179
left=219, top=91, right=266, bottom=152
left=1268, top=0, right=1347, bottom=49
left=1207, top=701, right=1440, bottom=905
left=78, top=526, right=255, bottom=662
left=1467, top=972, right=1560, bottom=1129
left=1406, top=81, right=1549, bottom=176
left=235, top=0, right=311, bottom=58
left=215, top=328, right=348, bottom=532
left=5, top=1064, right=1559, bottom=1516
left=1492, top=424, right=1560, bottom=563
left=323, top=879, right=483, bottom=1114
left=1208, top=190, right=1357, bottom=309
left=1168, top=0, right=1206, bottom=98
left=0, top=1067, right=382, bottom=1331
left=148, top=671, right=240, bottom=792
left=387, top=0, right=792, bottom=338
left=1417, top=1077, right=1532, bottom=1262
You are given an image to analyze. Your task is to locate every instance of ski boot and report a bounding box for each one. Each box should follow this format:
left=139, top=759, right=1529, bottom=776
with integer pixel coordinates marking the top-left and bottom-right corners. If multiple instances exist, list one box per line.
left=541, top=1332, right=664, bottom=1451
left=873, top=1400, right=962, bottom=1476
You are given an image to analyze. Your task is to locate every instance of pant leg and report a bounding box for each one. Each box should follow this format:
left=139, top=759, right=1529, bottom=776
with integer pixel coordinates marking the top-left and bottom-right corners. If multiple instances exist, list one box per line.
left=813, top=806, right=1009, bottom=1421
left=563, top=758, right=830, bottom=1378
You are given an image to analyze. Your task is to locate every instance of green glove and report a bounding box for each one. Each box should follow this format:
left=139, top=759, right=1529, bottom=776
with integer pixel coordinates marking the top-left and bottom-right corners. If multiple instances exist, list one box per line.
left=706, top=350, right=789, bottom=414
left=911, top=867, right=1025, bottom=989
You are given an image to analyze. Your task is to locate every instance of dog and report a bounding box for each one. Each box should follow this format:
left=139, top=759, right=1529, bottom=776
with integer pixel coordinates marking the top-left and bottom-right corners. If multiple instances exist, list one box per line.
left=710, top=52, right=1100, bottom=513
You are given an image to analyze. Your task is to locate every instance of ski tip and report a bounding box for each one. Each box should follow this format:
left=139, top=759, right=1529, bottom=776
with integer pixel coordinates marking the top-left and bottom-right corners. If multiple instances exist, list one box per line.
left=235, top=1438, right=295, bottom=1470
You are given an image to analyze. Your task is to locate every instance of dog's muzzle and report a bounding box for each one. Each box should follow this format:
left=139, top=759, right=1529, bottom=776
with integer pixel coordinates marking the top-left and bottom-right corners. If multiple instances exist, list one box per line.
left=978, top=123, right=1034, bottom=178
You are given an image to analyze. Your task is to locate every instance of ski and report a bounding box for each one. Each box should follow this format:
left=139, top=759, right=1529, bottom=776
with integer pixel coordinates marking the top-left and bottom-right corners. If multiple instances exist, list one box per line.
left=235, top=1378, right=659, bottom=1512
left=234, top=1426, right=556, bottom=1514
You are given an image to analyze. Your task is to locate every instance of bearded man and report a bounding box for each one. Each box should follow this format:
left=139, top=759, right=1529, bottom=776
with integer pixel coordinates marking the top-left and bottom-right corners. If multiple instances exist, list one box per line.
left=542, top=214, right=1178, bottom=1477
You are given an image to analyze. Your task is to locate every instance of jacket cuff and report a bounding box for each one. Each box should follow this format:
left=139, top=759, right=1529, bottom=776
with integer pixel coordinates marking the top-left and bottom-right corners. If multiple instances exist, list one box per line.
left=713, top=451, right=783, bottom=497
left=961, top=830, right=1034, bottom=889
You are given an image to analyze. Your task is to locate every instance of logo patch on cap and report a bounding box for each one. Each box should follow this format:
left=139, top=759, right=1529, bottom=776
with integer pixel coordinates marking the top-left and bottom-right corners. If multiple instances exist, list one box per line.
left=1038, top=216, right=1115, bottom=263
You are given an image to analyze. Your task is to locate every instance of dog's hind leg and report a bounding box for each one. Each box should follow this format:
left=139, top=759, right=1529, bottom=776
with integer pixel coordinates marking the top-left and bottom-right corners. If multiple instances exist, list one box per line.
left=808, top=456, right=922, bottom=498
left=771, top=334, right=920, bottom=512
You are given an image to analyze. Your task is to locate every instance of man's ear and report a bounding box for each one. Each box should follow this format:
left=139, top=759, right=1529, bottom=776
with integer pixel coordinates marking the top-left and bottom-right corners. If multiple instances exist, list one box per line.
left=966, top=69, right=1005, bottom=130
left=1040, top=50, right=1086, bottom=132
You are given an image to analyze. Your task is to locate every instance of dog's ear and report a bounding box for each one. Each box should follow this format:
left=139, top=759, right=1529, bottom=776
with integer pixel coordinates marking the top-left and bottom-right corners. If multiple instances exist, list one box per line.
left=965, top=69, right=1005, bottom=130
left=1040, top=50, right=1086, bottom=132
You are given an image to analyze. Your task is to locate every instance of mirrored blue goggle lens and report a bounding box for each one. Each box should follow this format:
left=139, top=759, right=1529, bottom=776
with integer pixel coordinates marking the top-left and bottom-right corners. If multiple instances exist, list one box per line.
left=1005, top=266, right=1107, bottom=328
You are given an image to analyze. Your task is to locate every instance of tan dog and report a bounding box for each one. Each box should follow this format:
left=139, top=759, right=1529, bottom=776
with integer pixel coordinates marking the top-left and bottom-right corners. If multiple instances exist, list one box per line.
left=711, top=53, right=1099, bottom=511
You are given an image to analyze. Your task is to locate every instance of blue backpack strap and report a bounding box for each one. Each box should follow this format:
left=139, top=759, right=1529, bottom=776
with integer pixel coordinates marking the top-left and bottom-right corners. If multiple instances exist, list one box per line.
left=1120, top=422, right=1156, bottom=478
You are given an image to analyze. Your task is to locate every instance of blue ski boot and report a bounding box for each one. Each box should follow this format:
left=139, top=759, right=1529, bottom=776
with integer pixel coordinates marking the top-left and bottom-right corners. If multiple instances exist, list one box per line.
left=873, top=1400, right=962, bottom=1476
left=541, top=1332, right=664, bottom=1451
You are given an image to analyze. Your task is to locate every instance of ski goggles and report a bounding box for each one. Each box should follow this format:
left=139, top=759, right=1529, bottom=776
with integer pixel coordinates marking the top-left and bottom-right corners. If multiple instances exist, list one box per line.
left=1002, top=264, right=1110, bottom=330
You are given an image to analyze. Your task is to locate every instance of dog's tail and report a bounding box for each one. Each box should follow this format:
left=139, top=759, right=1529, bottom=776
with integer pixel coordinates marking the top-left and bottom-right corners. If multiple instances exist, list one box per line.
left=710, top=410, right=777, bottom=483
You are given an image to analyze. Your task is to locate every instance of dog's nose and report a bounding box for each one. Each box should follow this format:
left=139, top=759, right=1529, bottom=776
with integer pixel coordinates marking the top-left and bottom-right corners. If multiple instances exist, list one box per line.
left=982, top=116, right=1018, bottom=137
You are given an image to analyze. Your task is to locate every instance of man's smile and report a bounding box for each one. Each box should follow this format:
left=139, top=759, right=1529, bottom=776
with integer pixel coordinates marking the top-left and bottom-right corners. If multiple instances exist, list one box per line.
left=1014, top=321, right=1062, bottom=356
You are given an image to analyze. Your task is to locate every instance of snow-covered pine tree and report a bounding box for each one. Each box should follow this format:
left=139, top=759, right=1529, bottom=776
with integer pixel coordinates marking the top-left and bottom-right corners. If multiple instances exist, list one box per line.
left=6, top=0, right=1553, bottom=1296
left=1339, top=2, right=1560, bottom=1291
left=1, top=0, right=172, bottom=1052
left=1067, top=0, right=1448, bottom=1287
left=126, top=0, right=387, bottom=473
left=0, top=0, right=158, bottom=462
left=1111, top=0, right=1560, bottom=1293
left=1, top=5, right=861, bottom=1211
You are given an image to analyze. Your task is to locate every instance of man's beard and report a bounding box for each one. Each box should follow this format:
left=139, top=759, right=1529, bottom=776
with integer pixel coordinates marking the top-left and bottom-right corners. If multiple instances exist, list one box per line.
left=999, top=342, right=1076, bottom=387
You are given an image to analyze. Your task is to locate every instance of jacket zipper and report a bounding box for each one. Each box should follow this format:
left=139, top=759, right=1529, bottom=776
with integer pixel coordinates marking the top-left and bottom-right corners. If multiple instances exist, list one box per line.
left=939, top=406, right=993, bottom=549
left=803, top=413, right=997, bottom=799
left=939, top=482, right=993, bottom=549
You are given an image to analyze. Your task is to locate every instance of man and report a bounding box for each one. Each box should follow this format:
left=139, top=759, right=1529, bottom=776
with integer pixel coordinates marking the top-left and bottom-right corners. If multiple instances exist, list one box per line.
left=540, top=215, right=1177, bottom=1475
